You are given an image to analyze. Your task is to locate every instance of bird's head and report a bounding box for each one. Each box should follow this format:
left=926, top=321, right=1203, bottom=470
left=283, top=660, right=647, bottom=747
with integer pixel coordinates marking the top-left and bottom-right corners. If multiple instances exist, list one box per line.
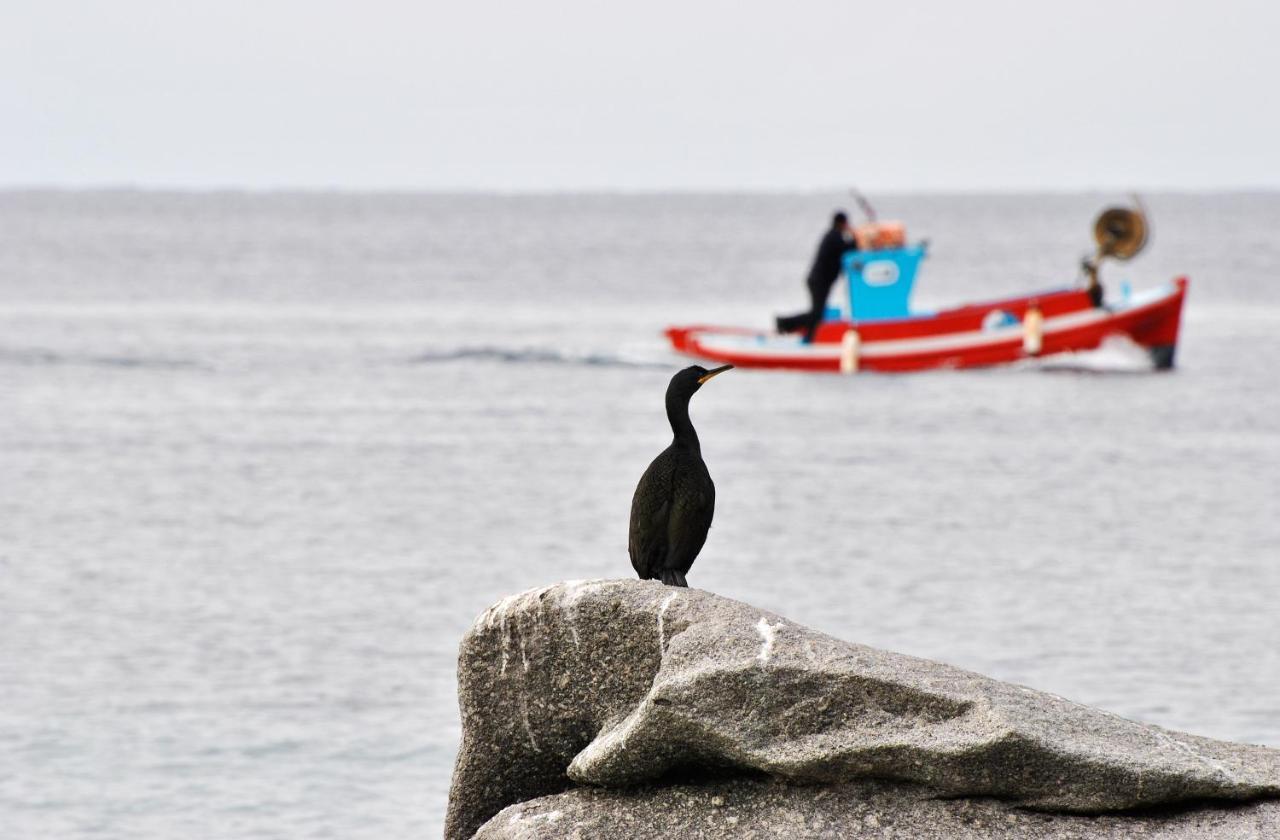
left=667, top=364, right=733, bottom=402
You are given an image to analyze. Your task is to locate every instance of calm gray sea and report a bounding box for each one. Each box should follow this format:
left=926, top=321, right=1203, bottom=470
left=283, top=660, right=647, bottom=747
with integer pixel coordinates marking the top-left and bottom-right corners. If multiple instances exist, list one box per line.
left=1, top=191, right=1278, bottom=838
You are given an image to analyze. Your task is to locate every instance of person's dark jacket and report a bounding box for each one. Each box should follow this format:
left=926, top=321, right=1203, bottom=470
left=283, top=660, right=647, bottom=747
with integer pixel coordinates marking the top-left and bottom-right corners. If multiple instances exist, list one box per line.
left=807, top=228, right=858, bottom=288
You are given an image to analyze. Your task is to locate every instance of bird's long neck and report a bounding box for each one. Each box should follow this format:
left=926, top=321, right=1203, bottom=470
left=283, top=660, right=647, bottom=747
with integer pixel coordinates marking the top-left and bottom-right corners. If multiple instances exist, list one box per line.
left=666, top=391, right=700, bottom=452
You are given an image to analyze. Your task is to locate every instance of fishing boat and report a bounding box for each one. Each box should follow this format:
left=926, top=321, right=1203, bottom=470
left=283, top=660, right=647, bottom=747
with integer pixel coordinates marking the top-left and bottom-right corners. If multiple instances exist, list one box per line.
left=666, top=204, right=1187, bottom=373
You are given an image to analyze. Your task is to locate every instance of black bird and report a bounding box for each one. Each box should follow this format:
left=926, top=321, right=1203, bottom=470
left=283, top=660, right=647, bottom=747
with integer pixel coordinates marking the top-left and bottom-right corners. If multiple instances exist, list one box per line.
left=629, top=364, right=733, bottom=587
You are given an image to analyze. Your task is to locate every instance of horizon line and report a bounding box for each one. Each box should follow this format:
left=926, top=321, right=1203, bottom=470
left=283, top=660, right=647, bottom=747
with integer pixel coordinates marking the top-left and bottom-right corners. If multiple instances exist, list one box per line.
left=2, top=183, right=1279, bottom=198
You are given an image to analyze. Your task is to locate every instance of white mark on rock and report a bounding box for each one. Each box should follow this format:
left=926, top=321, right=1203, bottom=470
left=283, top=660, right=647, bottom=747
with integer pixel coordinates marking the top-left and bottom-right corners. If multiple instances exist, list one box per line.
left=1152, top=729, right=1237, bottom=783
left=561, top=580, right=612, bottom=616
left=510, top=809, right=561, bottom=826
left=499, top=613, right=509, bottom=675
left=481, top=591, right=526, bottom=629
left=519, top=636, right=530, bottom=671
left=480, top=580, right=611, bottom=632
left=561, top=580, right=613, bottom=650
left=483, top=589, right=543, bottom=676
left=656, top=592, right=680, bottom=655
left=519, top=696, right=541, bottom=753
left=756, top=617, right=784, bottom=664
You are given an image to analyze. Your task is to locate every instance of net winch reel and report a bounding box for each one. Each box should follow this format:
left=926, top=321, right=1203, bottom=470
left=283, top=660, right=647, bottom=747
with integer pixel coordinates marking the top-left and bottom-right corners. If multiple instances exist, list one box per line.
left=1083, top=198, right=1149, bottom=306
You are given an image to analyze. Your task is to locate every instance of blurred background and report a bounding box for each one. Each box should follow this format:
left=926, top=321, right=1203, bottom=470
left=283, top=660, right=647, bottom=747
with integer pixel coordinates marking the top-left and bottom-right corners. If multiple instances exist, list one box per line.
left=3, top=3, right=1278, bottom=840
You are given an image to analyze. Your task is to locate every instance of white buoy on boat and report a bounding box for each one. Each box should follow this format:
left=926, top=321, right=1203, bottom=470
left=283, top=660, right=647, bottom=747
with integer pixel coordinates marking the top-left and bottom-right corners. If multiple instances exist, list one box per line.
left=1023, top=304, right=1044, bottom=355
left=840, top=329, right=861, bottom=374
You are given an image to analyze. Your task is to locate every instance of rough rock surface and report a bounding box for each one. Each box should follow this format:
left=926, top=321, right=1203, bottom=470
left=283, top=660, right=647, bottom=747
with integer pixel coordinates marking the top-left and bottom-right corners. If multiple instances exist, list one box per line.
left=475, top=779, right=1280, bottom=840
left=446, top=580, right=1280, bottom=840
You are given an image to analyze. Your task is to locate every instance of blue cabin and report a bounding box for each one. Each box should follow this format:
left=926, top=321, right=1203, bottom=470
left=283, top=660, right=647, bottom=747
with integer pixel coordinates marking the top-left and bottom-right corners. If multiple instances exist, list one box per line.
left=826, top=244, right=928, bottom=322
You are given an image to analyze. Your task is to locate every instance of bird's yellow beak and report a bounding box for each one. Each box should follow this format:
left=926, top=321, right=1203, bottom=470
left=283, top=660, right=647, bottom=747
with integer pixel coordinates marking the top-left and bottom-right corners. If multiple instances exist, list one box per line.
left=697, top=364, right=734, bottom=384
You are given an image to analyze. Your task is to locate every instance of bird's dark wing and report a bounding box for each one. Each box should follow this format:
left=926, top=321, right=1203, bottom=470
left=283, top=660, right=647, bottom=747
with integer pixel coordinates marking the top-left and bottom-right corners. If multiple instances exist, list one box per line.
left=629, top=450, right=674, bottom=580
left=664, top=461, right=715, bottom=576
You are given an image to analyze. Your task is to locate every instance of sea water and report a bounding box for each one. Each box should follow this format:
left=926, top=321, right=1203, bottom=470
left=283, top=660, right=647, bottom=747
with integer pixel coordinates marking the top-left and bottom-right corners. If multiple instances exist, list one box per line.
left=1, top=191, right=1278, bottom=838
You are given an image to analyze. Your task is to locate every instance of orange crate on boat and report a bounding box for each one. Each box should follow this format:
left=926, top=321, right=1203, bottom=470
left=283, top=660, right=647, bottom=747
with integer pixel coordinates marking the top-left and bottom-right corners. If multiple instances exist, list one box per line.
left=854, top=221, right=906, bottom=250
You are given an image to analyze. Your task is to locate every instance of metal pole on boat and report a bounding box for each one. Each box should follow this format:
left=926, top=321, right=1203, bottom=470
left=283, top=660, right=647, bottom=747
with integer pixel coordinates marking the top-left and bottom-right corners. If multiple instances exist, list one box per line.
left=1022, top=304, right=1043, bottom=356
left=840, top=328, right=861, bottom=374
left=848, top=189, right=877, bottom=223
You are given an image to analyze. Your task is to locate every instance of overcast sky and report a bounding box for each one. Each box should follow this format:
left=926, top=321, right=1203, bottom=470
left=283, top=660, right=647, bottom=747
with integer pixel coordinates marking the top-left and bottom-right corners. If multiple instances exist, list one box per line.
left=3, top=0, right=1276, bottom=191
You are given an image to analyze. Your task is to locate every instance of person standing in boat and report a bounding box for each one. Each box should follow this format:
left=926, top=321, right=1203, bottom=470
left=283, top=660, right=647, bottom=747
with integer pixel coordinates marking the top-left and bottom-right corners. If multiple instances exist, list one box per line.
left=775, top=211, right=859, bottom=343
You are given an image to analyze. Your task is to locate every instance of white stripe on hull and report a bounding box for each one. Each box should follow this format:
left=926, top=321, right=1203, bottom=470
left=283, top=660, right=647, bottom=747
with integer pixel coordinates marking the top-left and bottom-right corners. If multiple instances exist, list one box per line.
left=691, top=285, right=1176, bottom=363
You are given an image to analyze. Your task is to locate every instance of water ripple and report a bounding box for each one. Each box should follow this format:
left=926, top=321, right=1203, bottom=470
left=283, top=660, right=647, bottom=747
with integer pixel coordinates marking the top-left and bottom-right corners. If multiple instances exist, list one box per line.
left=411, top=345, right=670, bottom=369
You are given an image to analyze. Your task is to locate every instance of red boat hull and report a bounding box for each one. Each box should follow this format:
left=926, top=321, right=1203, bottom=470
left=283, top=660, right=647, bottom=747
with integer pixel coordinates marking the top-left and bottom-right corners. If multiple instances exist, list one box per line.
left=667, top=278, right=1187, bottom=373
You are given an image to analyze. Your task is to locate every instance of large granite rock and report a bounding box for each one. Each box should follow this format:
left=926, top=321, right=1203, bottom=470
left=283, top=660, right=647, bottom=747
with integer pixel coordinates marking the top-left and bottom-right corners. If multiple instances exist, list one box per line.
left=446, top=580, right=1280, bottom=840
left=475, top=779, right=1280, bottom=839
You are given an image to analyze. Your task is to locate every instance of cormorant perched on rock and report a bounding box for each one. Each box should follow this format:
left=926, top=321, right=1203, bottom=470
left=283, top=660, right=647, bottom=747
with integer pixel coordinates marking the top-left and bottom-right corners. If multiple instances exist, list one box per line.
left=629, top=364, right=733, bottom=587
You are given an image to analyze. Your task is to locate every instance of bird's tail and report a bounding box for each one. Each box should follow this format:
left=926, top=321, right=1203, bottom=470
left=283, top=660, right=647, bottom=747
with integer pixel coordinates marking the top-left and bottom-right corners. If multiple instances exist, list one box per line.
left=659, top=569, right=688, bottom=587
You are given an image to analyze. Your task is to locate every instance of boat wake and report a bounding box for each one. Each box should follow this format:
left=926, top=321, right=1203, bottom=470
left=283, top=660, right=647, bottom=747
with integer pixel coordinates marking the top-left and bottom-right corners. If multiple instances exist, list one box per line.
left=412, top=345, right=672, bottom=370
left=1033, top=335, right=1157, bottom=374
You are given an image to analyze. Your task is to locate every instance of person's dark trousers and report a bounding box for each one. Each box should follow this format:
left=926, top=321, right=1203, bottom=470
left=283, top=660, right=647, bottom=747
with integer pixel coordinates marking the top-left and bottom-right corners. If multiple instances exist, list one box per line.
left=776, top=277, right=835, bottom=342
